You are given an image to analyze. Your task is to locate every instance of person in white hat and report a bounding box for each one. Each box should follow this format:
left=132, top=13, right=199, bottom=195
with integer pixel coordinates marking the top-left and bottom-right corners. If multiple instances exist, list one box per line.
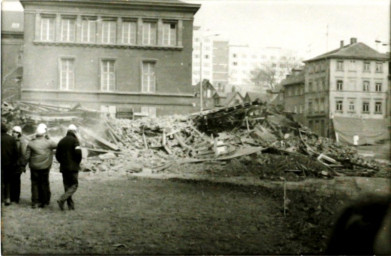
left=55, top=124, right=82, bottom=211
left=25, top=123, right=57, bottom=208
left=10, top=126, right=28, bottom=203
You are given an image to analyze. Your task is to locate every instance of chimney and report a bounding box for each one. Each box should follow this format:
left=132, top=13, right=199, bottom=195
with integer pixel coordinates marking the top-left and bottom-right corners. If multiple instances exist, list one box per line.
left=350, top=37, right=357, bottom=44
left=340, top=40, right=344, bottom=48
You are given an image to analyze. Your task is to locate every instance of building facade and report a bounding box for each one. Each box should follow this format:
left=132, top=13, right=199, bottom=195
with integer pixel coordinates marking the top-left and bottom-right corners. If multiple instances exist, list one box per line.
left=20, top=0, right=200, bottom=117
left=191, top=26, right=216, bottom=86
left=228, top=45, right=301, bottom=95
left=281, top=68, right=305, bottom=124
left=212, top=40, right=229, bottom=93
left=303, top=38, right=389, bottom=139
left=1, top=10, right=24, bottom=101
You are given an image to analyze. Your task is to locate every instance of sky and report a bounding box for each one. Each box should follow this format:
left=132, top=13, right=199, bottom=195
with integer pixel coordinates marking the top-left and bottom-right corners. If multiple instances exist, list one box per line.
left=2, top=0, right=389, bottom=59
left=184, top=0, right=390, bottom=58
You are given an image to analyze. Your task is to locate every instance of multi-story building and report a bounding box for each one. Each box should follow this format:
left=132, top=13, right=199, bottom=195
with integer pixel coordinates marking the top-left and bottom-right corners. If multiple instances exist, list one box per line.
left=303, top=38, right=389, bottom=142
left=281, top=68, right=305, bottom=123
left=191, top=26, right=216, bottom=86
left=1, top=10, right=24, bottom=101
left=228, top=45, right=301, bottom=94
left=212, top=40, right=229, bottom=93
left=20, top=0, right=200, bottom=117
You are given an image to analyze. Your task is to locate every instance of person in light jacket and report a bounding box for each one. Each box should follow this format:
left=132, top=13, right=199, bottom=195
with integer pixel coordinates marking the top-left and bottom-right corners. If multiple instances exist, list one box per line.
left=56, top=124, right=82, bottom=211
left=26, top=123, right=57, bottom=208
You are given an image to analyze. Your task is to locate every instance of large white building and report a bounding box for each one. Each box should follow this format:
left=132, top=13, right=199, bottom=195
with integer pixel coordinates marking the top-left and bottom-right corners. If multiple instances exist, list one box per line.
left=228, top=45, right=302, bottom=94
left=191, top=28, right=303, bottom=95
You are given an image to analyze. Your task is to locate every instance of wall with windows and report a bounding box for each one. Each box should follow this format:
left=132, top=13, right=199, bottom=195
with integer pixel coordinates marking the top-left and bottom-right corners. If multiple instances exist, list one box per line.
left=21, top=1, right=199, bottom=115
left=329, top=58, right=388, bottom=119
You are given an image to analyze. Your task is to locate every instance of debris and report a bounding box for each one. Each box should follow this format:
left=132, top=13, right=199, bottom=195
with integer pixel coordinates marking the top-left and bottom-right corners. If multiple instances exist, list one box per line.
left=2, top=100, right=388, bottom=181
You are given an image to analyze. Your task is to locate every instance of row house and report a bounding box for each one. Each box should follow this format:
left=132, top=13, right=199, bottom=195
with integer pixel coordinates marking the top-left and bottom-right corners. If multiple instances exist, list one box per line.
left=281, top=68, right=305, bottom=124
left=303, top=38, right=389, bottom=143
left=20, top=0, right=200, bottom=117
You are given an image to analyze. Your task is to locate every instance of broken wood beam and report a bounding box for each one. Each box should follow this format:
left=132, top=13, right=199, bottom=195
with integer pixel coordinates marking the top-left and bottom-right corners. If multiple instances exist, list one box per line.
left=79, top=127, right=120, bottom=151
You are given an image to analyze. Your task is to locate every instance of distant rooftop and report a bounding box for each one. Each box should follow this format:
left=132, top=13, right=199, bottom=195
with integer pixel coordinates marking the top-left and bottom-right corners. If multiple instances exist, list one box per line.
left=305, top=40, right=388, bottom=62
left=20, top=0, right=200, bottom=11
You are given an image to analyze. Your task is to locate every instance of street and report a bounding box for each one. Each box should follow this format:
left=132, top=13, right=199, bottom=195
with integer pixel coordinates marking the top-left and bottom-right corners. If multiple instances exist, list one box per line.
left=2, top=170, right=304, bottom=255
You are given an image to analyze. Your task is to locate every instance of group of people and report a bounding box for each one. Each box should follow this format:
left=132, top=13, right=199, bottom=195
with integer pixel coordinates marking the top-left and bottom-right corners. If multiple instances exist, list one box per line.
left=1, top=122, right=83, bottom=210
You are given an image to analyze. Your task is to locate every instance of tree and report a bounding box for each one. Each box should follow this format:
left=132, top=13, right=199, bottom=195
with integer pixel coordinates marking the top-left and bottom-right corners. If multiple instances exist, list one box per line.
left=250, top=58, right=302, bottom=91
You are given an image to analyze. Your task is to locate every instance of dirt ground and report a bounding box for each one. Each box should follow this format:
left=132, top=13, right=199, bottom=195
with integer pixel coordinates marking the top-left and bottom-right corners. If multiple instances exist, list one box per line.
left=1, top=166, right=352, bottom=255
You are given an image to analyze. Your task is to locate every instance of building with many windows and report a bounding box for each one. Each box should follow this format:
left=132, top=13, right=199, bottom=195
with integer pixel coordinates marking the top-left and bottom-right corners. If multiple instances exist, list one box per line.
left=303, top=38, right=389, bottom=143
left=20, top=0, right=200, bottom=117
left=281, top=68, right=305, bottom=124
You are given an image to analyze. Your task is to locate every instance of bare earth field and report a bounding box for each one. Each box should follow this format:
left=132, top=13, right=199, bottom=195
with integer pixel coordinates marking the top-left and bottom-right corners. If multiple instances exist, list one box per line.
left=1, top=167, right=352, bottom=255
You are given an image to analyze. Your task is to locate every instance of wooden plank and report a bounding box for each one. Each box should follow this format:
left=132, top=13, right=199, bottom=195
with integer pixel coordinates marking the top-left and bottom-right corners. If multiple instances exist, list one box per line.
left=142, top=132, right=148, bottom=149
left=79, top=127, right=120, bottom=151
left=179, top=146, right=264, bottom=164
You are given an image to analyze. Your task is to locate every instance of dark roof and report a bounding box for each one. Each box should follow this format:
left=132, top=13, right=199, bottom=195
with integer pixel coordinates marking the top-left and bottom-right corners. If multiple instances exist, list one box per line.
left=305, top=42, right=388, bottom=62
left=1, top=10, right=24, bottom=33
left=193, top=79, right=216, bottom=94
left=281, top=71, right=304, bottom=87
left=20, top=0, right=200, bottom=12
left=245, top=92, right=269, bottom=102
left=223, top=91, right=243, bottom=106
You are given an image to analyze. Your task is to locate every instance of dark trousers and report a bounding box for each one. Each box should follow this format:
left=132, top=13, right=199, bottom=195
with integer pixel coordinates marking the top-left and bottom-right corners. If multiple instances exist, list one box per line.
left=1, top=169, right=11, bottom=203
left=30, top=168, right=51, bottom=205
left=10, top=172, right=22, bottom=203
left=59, top=172, right=78, bottom=209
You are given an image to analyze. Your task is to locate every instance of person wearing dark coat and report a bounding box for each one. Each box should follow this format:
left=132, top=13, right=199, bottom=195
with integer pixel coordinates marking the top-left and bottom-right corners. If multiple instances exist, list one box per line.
left=11, top=126, right=28, bottom=203
left=1, top=123, right=18, bottom=206
left=56, top=124, right=82, bottom=210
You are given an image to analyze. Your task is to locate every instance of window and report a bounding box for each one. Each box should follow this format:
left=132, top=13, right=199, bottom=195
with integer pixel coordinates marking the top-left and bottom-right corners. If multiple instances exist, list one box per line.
left=348, top=60, right=356, bottom=71
left=122, top=20, right=137, bottom=44
left=163, top=22, right=177, bottom=46
left=348, top=100, right=355, bottom=112
left=337, top=60, right=344, bottom=71
left=233, top=54, right=237, bottom=58
left=141, top=106, right=156, bottom=117
left=363, top=61, right=370, bottom=72
left=308, top=82, right=312, bottom=92
left=336, top=80, right=343, bottom=91
left=205, top=55, right=209, bottom=59
left=61, top=17, right=76, bottom=42
left=375, top=82, right=382, bottom=92
left=308, top=101, right=313, bottom=113
left=375, top=102, right=382, bottom=114
left=233, top=62, right=237, bottom=66
left=142, top=21, right=157, bottom=45
left=81, top=17, right=97, bottom=43
left=101, top=60, right=115, bottom=91
left=142, top=61, right=156, bottom=93
left=363, top=81, right=370, bottom=92
left=60, top=58, right=74, bottom=90
left=362, top=102, right=370, bottom=113
left=314, top=99, right=319, bottom=113
left=320, top=98, right=325, bottom=112
left=375, top=62, right=383, bottom=73
left=336, top=100, right=343, bottom=112
left=40, top=16, right=55, bottom=41
left=102, top=19, right=116, bottom=44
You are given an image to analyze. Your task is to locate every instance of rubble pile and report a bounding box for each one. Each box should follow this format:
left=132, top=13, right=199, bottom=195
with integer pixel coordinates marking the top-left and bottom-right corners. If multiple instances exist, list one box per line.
left=2, top=100, right=389, bottom=181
